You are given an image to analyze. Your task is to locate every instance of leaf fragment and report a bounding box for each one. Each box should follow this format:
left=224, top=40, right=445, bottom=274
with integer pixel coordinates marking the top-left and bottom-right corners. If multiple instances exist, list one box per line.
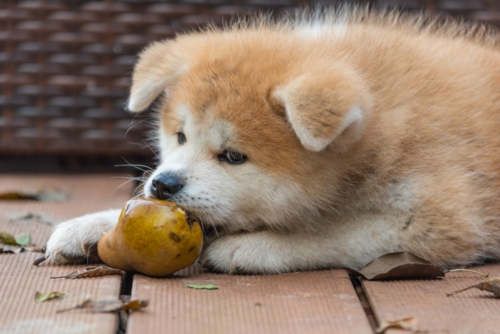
left=0, top=232, right=17, bottom=245
left=0, top=190, right=67, bottom=201
left=15, top=233, right=31, bottom=246
left=25, top=246, right=44, bottom=253
left=51, top=265, right=123, bottom=279
left=35, top=291, right=65, bottom=303
left=447, top=277, right=500, bottom=297
left=186, top=284, right=218, bottom=290
left=376, top=317, right=428, bottom=334
left=57, top=299, right=148, bottom=313
left=0, top=246, right=24, bottom=254
left=0, top=231, right=31, bottom=246
left=350, top=252, right=445, bottom=280
left=9, top=212, right=56, bottom=225
left=0, top=192, right=36, bottom=200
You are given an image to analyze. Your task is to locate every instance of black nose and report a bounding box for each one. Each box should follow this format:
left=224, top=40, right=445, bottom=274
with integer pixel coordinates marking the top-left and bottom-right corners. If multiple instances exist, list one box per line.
left=150, top=173, right=184, bottom=200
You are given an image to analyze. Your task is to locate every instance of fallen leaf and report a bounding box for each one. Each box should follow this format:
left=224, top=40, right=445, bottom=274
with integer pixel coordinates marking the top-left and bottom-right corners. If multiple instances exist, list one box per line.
left=51, top=265, right=122, bottom=279
left=376, top=317, right=427, bottom=334
left=447, top=277, right=500, bottom=297
left=35, top=291, right=65, bottom=303
left=0, top=192, right=35, bottom=200
left=0, top=246, right=24, bottom=254
left=186, top=284, right=218, bottom=290
left=57, top=299, right=148, bottom=313
left=0, top=190, right=67, bottom=201
left=0, top=232, right=17, bottom=244
left=350, top=252, right=445, bottom=280
left=0, top=231, right=31, bottom=246
left=25, top=246, right=44, bottom=253
left=14, top=233, right=31, bottom=246
left=8, top=212, right=56, bottom=225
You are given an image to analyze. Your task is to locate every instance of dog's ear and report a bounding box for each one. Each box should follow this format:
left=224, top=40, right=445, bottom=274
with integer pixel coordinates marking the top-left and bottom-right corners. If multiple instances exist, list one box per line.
left=274, top=66, right=372, bottom=152
left=128, top=40, right=187, bottom=112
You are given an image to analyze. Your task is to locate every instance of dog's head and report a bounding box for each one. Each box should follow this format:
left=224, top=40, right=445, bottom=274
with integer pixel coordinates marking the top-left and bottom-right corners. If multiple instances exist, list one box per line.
left=128, top=30, right=371, bottom=232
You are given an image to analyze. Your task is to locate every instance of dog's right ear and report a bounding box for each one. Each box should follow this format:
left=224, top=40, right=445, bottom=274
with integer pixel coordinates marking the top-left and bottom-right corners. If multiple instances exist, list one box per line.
left=128, top=40, right=187, bottom=112
left=273, top=65, right=372, bottom=152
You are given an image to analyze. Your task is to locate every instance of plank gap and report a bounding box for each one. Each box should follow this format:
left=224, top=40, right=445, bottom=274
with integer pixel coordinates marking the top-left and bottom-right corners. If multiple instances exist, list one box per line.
left=351, top=276, right=378, bottom=333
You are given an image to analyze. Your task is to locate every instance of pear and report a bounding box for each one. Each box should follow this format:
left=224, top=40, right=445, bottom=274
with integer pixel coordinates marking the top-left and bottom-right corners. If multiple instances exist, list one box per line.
left=97, top=197, right=203, bottom=277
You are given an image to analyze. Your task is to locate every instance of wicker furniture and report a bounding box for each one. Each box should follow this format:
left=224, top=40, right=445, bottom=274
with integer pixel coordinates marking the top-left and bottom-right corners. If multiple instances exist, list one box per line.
left=0, top=0, right=497, bottom=157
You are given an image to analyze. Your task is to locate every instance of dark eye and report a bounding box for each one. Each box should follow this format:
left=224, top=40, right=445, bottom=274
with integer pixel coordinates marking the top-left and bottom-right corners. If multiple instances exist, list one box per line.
left=177, top=132, right=186, bottom=145
left=218, top=148, right=247, bottom=164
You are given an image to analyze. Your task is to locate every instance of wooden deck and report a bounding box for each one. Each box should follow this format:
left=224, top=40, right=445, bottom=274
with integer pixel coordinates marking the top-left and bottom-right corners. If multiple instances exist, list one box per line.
left=0, top=175, right=499, bottom=334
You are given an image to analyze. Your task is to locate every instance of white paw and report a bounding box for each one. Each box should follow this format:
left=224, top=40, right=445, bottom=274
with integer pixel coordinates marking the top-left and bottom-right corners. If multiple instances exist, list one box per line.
left=43, top=210, right=119, bottom=265
left=199, top=233, right=284, bottom=274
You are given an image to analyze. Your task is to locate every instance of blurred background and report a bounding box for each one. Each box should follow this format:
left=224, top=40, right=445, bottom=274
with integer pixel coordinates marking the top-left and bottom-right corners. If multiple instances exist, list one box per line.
left=0, top=0, right=499, bottom=174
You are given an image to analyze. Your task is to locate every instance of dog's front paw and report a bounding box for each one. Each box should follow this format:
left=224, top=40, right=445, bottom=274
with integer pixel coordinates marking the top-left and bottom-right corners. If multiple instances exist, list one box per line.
left=42, top=211, right=120, bottom=265
left=199, top=232, right=285, bottom=274
left=43, top=219, right=101, bottom=265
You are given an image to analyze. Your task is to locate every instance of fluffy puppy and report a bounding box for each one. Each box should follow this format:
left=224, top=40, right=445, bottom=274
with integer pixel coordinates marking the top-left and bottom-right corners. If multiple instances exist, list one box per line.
left=44, top=8, right=500, bottom=274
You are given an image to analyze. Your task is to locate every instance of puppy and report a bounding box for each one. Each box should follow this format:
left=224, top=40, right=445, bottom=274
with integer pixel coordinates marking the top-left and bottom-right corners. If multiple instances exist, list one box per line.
left=44, top=8, right=500, bottom=274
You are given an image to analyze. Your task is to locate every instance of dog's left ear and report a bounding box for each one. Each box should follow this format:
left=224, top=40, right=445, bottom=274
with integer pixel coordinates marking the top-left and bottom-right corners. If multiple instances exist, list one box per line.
left=128, top=40, right=187, bottom=112
left=274, top=66, right=372, bottom=152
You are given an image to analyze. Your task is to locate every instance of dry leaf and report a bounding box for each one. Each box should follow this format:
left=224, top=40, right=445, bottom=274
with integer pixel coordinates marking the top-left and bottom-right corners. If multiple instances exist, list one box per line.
left=35, top=291, right=65, bottom=303
left=8, top=212, right=56, bottom=225
left=376, top=317, right=427, bottom=334
left=0, top=192, right=36, bottom=200
left=0, top=246, right=24, bottom=254
left=51, top=265, right=122, bottom=279
left=57, top=299, right=148, bottom=313
left=0, top=231, right=31, bottom=246
left=447, top=277, right=500, bottom=297
left=1, top=246, right=42, bottom=254
left=350, top=252, right=445, bottom=280
left=0, top=190, right=67, bottom=201
left=25, top=246, right=44, bottom=253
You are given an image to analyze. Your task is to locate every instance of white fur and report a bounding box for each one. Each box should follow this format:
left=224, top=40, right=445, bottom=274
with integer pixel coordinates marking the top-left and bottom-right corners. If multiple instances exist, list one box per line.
left=45, top=209, right=121, bottom=264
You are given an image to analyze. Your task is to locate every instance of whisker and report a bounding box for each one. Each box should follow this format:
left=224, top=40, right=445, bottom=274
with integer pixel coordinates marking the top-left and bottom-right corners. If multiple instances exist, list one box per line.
left=126, top=141, right=160, bottom=160
left=112, top=177, right=142, bottom=195
left=115, top=157, right=154, bottom=174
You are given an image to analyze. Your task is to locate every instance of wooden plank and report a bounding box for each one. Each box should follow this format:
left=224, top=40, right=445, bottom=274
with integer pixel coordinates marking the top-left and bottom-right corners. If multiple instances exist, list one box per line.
left=0, top=175, right=133, bottom=231
left=0, top=175, right=133, bottom=334
left=363, top=263, right=500, bottom=334
left=0, top=253, right=121, bottom=334
left=128, top=265, right=373, bottom=334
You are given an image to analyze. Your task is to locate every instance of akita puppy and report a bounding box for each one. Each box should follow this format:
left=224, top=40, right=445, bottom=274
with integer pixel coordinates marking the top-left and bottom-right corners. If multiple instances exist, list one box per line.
left=44, top=8, right=500, bottom=274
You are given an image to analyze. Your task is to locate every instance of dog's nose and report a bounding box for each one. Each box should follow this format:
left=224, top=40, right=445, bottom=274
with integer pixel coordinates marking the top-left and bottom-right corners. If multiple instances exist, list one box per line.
left=150, top=174, right=184, bottom=200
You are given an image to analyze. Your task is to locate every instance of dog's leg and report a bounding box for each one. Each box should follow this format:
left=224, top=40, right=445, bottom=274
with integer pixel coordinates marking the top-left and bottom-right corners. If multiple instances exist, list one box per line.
left=199, top=215, right=404, bottom=274
left=44, top=209, right=121, bottom=264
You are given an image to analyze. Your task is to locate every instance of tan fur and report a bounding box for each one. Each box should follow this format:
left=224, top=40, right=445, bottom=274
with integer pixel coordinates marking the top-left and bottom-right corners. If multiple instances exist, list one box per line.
left=45, top=7, right=500, bottom=273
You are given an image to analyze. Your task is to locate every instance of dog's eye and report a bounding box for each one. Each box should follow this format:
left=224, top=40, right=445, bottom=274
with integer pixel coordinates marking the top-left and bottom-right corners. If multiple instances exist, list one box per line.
left=218, top=148, right=247, bottom=164
left=177, top=132, right=186, bottom=145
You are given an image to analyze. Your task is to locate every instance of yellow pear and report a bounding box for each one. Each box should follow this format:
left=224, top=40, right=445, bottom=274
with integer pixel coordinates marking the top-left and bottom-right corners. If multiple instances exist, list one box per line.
left=97, top=197, right=203, bottom=277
